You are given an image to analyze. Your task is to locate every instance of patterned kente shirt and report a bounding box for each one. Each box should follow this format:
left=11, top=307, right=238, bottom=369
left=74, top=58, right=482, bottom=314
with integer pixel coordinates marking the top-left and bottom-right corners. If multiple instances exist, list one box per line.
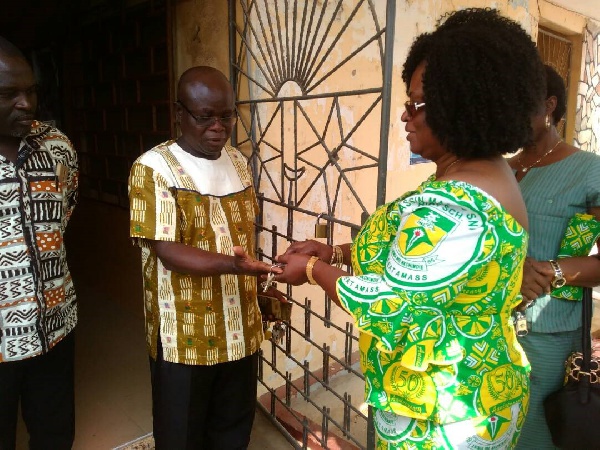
left=0, top=121, right=79, bottom=362
left=129, top=141, right=263, bottom=366
left=337, top=176, right=530, bottom=425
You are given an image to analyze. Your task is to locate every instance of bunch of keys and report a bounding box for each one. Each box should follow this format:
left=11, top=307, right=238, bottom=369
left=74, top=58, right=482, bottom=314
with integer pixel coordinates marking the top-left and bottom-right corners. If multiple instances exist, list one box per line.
left=259, top=263, right=288, bottom=345
left=261, top=263, right=284, bottom=293
left=271, top=322, right=286, bottom=344
left=263, top=320, right=286, bottom=344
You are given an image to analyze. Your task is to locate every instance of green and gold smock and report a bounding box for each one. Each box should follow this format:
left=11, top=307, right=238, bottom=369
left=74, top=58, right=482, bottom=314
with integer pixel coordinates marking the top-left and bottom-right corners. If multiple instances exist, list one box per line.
left=128, top=141, right=263, bottom=366
left=336, top=177, right=530, bottom=425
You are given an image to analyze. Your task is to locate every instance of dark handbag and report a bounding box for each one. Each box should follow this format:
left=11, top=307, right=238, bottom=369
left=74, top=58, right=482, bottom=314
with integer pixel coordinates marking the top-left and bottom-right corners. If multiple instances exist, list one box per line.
left=544, top=287, right=600, bottom=449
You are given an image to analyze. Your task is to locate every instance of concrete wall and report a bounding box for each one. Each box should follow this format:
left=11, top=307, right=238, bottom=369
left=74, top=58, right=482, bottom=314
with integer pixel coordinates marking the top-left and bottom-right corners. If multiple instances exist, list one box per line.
left=575, top=20, right=600, bottom=154
left=172, top=0, right=230, bottom=78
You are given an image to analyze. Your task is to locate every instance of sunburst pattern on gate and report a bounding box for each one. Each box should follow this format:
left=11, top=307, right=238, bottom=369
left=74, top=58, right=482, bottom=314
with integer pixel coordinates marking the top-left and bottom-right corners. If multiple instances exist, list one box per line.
left=232, top=0, right=387, bottom=219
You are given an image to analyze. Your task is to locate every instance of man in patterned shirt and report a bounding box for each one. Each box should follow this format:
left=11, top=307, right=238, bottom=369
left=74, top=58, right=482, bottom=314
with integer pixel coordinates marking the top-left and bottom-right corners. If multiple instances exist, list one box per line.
left=0, top=37, right=79, bottom=449
left=129, top=66, right=276, bottom=449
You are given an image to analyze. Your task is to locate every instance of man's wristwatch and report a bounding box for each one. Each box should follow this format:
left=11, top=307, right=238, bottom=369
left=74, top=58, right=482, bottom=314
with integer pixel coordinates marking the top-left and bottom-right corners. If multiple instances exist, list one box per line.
left=548, top=259, right=566, bottom=288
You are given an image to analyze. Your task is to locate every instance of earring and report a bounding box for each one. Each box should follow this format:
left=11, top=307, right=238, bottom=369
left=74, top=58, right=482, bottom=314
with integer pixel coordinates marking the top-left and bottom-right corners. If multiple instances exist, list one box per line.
left=545, top=115, right=551, bottom=129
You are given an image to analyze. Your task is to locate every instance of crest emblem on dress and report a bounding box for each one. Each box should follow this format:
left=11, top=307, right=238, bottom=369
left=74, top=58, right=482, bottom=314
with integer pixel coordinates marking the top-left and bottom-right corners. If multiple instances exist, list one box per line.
left=400, top=210, right=458, bottom=256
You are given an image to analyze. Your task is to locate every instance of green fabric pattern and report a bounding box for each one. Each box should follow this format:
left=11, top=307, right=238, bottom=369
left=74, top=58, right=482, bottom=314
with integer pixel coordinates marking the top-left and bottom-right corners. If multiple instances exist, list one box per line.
left=553, top=213, right=600, bottom=300
left=336, top=176, right=530, bottom=427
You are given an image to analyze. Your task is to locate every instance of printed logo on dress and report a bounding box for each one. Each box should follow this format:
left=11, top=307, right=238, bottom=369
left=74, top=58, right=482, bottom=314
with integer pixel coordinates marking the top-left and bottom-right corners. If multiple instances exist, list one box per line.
left=400, top=210, right=458, bottom=256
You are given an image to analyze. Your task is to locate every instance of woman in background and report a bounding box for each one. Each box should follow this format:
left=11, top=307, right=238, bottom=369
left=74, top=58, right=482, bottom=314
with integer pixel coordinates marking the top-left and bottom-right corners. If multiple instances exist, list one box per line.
left=509, top=64, right=600, bottom=449
left=274, top=8, right=546, bottom=449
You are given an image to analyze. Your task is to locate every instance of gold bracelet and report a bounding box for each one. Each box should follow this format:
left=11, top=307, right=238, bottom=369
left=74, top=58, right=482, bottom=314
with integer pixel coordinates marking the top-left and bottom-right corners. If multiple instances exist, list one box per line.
left=306, top=256, right=320, bottom=285
left=329, top=245, right=343, bottom=268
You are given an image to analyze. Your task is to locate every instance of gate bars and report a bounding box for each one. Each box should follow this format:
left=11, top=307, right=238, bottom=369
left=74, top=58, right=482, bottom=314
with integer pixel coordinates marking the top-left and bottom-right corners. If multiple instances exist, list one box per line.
left=229, top=1, right=395, bottom=448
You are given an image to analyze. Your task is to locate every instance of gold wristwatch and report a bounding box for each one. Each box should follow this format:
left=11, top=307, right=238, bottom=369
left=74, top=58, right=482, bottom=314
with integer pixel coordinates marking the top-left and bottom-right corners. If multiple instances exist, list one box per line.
left=548, top=259, right=566, bottom=288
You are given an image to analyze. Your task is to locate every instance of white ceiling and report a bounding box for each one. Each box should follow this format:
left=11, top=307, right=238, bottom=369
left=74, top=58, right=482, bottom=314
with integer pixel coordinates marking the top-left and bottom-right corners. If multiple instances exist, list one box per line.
left=546, top=0, right=600, bottom=23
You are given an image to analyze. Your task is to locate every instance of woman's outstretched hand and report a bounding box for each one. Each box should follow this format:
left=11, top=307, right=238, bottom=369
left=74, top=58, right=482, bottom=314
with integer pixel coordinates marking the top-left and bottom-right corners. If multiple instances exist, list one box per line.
left=282, top=239, right=332, bottom=263
left=274, top=252, right=312, bottom=286
left=275, top=242, right=347, bottom=308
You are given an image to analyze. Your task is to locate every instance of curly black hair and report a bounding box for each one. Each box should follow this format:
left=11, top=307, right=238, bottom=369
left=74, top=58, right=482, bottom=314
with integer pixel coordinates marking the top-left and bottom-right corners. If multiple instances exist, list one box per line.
left=545, top=64, right=567, bottom=125
left=402, top=8, right=546, bottom=158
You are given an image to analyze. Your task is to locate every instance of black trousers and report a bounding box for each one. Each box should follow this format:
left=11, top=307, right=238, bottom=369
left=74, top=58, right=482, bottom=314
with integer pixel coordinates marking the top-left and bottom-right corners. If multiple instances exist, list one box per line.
left=150, top=340, right=259, bottom=450
left=0, top=332, right=75, bottom=450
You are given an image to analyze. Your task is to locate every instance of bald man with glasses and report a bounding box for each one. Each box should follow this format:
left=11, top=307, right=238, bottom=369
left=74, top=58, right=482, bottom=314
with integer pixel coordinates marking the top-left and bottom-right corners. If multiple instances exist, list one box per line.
left=128, top=66, right=277, bottom=449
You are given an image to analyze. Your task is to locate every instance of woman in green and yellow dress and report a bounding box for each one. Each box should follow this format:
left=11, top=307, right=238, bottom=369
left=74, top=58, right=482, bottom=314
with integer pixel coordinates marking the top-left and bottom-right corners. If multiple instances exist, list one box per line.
left=274, top=8, right=547, bottom=449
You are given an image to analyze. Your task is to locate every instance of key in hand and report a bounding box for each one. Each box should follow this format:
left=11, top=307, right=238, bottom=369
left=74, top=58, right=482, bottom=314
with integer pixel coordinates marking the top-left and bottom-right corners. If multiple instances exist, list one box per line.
left=261, top=271, right=275, bottom=293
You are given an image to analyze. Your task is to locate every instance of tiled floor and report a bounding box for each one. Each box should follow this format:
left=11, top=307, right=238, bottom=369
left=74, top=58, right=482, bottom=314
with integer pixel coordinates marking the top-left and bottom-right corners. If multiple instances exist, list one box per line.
left=16, top=199, right=292, bottom=449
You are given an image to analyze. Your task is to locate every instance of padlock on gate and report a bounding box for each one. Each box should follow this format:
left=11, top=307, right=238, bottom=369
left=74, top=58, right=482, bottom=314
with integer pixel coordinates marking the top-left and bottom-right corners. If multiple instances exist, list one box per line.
left=315, top=213, right=328, bottom=238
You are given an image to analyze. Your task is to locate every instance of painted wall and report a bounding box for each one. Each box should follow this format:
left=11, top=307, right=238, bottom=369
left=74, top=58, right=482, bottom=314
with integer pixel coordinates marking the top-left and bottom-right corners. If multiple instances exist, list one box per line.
left=383, top=0, right=540, bottom=200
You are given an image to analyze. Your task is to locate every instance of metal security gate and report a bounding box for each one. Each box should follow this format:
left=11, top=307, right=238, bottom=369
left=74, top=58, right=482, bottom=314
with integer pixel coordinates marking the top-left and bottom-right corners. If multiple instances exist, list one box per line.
left=228, top=1, right=395, bottom=448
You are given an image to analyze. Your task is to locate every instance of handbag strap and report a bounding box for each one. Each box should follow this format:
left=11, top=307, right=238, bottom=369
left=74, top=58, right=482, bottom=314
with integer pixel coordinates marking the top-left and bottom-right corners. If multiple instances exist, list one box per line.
left=581, top=287, right=594, bottom=372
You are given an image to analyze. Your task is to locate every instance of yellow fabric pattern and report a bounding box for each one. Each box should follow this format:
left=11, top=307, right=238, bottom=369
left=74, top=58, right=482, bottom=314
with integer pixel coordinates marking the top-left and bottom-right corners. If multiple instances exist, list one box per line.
left=128, top=142, right=262, bottom=365
left=337, top=178, right=530, bottom=427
